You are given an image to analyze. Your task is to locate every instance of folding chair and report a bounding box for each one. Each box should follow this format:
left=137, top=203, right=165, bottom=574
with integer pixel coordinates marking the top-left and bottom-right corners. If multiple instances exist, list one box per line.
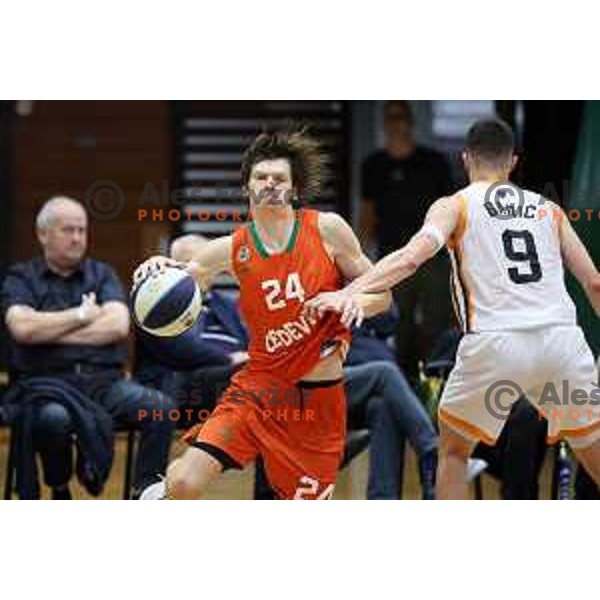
left=3, top=422, right=139, bottom=499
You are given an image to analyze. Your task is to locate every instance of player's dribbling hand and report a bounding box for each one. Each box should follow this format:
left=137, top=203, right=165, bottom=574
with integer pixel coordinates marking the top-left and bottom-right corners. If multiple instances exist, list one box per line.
left=132, top=255, right=181, bottom=287
left=304, top=290, right=365, bottom=329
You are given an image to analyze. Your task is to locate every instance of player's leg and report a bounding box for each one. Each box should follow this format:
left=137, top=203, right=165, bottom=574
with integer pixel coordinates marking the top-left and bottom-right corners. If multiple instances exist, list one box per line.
left=141, top=379, right=259, bottom=499
left=539, top=326, right=600, bottom=489
left=164, top=446, right=224, bottom=499
left=570, top=440, right=600, bottom=488
left=436, top=421, right=477, bottom=499
left=436, top=332, right=524, bottom=498
left=139, top=444, right=230, bottom=500
left=260, top=379, right=346, bottom=499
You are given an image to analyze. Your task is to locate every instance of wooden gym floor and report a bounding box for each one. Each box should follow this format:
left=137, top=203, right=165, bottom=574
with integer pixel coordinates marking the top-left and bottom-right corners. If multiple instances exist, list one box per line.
left=0, top=429, right=556, bottom=499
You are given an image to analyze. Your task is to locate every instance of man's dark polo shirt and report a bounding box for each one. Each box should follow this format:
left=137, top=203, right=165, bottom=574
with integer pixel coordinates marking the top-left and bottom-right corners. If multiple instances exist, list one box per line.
left=1, top=258, right=128, bottom=376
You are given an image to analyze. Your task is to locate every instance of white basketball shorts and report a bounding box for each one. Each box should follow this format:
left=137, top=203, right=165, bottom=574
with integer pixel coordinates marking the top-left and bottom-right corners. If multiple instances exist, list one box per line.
left=439, top=326, right=600, bottom=449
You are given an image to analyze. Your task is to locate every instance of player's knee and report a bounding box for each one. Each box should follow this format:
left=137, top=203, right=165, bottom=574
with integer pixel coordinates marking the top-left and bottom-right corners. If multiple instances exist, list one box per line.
left=166, top=448, right=221, bottom=499
left=439, top=424, right=472, bottom=461
left=443, top=443, right=471, bottom=462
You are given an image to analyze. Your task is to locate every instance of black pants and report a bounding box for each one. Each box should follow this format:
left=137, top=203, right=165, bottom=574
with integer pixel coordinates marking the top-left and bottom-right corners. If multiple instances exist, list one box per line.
left=473, top=397, right=548, bottom=499
left=32, top=376, right=176, bottom=492
left=575, top=466, right=600, bottom=499
left=393, top=255, right=454, bottom=379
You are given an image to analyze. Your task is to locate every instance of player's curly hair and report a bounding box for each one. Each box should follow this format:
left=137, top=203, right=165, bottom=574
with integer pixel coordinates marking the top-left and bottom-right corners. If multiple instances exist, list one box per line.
left=241, top=125, right=324, bottom=203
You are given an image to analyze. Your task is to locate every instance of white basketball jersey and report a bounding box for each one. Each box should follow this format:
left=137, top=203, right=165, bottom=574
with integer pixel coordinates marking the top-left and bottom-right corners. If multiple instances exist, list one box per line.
left=447, top=181, right=577, bottom=332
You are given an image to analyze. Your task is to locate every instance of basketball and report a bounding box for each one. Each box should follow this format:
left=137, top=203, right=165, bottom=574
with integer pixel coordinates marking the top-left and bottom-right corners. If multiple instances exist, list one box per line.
left=131, top=265, right=202, bottom=337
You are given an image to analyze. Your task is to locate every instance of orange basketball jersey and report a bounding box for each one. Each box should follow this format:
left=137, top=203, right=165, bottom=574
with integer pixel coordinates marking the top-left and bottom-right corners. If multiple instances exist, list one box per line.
left=231, top=209, right=350, bottom=384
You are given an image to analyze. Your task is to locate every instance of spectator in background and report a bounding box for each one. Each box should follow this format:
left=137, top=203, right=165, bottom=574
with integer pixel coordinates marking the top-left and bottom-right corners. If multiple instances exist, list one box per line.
left=360, top=100, right=455, bottom=376
left=1, top=197, right=176, bottom=499
left=473, top=399, right=548, bottom=499
left=343, top=305, right=438, bottom=499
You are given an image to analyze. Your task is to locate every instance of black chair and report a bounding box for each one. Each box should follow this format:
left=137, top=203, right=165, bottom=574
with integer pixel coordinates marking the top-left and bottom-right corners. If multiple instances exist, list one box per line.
left=117, top=426, right=139, bottom=499
left=3, top=425, right=16, bottom=500
left=2, top=422, right=139, bottom=500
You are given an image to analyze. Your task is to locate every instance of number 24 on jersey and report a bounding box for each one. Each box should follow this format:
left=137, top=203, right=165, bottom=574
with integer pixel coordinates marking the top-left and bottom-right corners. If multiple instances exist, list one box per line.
left=261, top=272, right=306, bottom=311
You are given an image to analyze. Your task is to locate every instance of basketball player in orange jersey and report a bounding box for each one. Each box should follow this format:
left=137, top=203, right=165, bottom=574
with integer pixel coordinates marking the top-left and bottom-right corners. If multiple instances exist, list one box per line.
left=134, top=129, right=391, bottom=499
left=307, top=118, right=600, bottom=499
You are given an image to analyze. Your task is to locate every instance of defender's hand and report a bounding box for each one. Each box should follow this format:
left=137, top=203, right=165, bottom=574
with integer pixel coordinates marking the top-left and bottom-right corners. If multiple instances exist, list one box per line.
left=304, top=290, right=365, bottom=329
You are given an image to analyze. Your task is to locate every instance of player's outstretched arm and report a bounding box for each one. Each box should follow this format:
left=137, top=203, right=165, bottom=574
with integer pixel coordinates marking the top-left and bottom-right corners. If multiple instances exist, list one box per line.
left=346, top=195, right=459, bottom=295
left=133, top=235, right=234, bottom=292
left=312, top=212, right=392, bottom=327
left=181, top=235, right=234, bottom=290
left=559, top=212, right=600, bottom=316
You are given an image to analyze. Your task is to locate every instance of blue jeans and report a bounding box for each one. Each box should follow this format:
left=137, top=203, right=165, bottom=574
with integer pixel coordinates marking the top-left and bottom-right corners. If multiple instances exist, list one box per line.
left=32, top=377, right=176, bottom=492
left=345, top=361, right=438, bottom=499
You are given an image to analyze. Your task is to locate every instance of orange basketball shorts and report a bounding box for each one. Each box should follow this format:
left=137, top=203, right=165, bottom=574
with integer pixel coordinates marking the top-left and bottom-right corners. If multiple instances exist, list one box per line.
left=182, top=371, right=346, bottom=499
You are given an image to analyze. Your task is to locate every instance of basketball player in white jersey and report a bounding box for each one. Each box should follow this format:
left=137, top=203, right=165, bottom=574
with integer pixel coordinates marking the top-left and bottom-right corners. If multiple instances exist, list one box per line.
left=307, top=118, right=600, bottom=499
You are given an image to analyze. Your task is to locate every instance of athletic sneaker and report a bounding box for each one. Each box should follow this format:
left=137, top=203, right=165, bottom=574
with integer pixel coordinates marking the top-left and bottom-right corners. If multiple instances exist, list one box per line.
left=466, top=458, right=488, bottom=482
left=138, top=479, right=166, bottom=500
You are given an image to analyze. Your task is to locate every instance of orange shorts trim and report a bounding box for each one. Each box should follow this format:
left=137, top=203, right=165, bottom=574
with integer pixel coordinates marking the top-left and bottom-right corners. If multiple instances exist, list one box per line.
left=438, top=407, right=497, bottom=446
left=547, top=416, right=600, bottom=445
